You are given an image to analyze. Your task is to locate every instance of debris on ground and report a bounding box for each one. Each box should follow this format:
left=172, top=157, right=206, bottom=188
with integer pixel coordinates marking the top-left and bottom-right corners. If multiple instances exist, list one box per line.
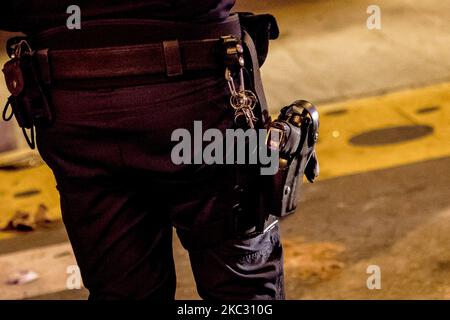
left=0, top=150, right=43, bottom=171
left=1, top=211, right=34, bottom=231
left=13, top=189, right=42, bottom=198
left=1, top=203, right=55, bottom=232
left=53, top=251, right=72, bottom=259
left=283, top=237, right=346, bottom=284
left=6, top=270, right=39, bottom=285
left=34, top=204, right=54, bottom=227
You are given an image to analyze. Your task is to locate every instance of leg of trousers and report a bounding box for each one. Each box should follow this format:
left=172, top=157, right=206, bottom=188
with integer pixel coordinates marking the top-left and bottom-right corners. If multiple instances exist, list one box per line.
left=36, top=75, right=285, bottom=300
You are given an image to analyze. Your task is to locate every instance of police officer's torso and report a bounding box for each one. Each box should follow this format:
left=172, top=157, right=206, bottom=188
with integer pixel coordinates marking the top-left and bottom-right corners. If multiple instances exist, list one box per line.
left=0, top=0, right=236, bottom=32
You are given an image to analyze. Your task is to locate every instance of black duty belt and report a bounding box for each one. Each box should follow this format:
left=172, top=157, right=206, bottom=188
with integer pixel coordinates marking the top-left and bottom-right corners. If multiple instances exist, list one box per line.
left=34, top=39, right=230, bottom=82
left=30, top=14, right=242, bottom=83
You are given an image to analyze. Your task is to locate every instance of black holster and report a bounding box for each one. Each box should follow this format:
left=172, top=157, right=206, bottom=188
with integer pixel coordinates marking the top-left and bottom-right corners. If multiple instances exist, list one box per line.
left=237, top=14, right=320, bottom=219
left=238, top=12, right=280, bottom=67
left=265, top=102, right=320, bottom=217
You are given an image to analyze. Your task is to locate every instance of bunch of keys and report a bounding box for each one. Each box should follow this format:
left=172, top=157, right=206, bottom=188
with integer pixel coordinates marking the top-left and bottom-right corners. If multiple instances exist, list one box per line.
left=225, top=67, right=258, bottom=129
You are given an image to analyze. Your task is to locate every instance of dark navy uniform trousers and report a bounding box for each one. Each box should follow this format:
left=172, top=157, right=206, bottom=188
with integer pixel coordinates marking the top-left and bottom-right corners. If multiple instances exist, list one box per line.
left=36, top=73, right=285, bottom=300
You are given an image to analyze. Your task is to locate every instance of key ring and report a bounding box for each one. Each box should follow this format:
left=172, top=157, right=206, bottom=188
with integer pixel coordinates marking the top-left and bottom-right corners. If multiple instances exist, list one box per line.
left=229, top=91, right=258, bottom=110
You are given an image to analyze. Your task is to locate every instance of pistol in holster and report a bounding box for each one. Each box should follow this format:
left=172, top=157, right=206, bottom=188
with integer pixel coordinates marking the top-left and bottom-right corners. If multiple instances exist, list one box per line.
left=265, top=100, right=320, bottom=217
left=2, top=37, right=53, bottom=149
left=233, top=14, right=320, bottom=219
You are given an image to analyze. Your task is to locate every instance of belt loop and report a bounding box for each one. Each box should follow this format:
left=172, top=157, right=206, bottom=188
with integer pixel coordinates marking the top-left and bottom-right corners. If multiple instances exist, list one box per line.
left=162, top=40, right=183, bottom=77
left=35, top=49, right=52, bottom=85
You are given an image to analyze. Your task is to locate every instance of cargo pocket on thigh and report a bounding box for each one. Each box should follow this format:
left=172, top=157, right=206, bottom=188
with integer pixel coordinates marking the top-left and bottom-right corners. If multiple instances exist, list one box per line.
left=189, top=224, right=284, bottom=300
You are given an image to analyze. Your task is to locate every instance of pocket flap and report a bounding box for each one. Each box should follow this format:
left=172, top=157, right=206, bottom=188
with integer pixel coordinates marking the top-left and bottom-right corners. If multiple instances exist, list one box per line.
left=2, top=59, right=24, bottom=96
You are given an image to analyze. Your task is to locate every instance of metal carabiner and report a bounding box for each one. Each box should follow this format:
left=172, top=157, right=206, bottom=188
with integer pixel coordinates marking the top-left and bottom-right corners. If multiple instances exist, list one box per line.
left=225, top=68, right=238, bottom=97
left=225, top=67, right=246, bottom=94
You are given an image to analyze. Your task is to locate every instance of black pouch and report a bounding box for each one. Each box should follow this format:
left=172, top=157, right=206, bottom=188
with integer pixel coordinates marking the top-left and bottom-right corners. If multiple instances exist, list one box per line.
left=2, top=42, right=53, bottom=149
left=238, top=12, right=280, bottom=67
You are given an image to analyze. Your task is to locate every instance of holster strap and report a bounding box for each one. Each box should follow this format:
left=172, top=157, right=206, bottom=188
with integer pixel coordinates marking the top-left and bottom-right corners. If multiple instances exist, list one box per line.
left=242, top=30, right=270, bottom=125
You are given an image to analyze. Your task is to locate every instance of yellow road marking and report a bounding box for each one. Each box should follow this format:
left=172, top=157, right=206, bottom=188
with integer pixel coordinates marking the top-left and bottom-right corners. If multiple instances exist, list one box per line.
left=315, top=82, right=450, bottom=179
left=0, top=165, right=60, bottom=236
